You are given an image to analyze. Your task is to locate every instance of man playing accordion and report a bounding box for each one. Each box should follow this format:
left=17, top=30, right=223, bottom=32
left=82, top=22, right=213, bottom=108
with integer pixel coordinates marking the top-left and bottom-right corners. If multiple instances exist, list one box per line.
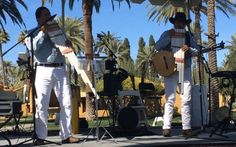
left=25, top=6, right=80, bottom=145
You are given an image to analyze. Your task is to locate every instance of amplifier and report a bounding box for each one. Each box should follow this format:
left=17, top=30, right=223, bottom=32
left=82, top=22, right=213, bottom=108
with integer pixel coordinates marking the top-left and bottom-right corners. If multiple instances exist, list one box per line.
left=0, top=100, right=22, bottom=116
left=0, top=91, right=17, bottom=101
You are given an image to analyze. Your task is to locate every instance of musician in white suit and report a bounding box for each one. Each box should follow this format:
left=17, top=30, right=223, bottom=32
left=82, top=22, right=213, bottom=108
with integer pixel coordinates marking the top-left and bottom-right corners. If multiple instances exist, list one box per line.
left=155, top=12, right=198, bottom=137
left=25, top=7, right=80, bottom=145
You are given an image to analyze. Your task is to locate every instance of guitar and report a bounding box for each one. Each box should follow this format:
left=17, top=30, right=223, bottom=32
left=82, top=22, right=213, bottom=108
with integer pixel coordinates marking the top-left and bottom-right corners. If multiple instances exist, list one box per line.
left=152, top=42, right=225, bottom=77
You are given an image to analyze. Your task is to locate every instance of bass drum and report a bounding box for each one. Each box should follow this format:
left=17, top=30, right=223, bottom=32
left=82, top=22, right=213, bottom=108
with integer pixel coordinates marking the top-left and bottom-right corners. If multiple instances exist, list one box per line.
left=215, top=106, right=230, bottom=122
left=117, top=107, right=139, bottom=131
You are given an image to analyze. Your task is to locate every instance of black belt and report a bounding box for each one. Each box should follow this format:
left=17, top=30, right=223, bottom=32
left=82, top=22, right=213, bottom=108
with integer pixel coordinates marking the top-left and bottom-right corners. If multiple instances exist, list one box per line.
left=38, top=63, right=64, bottom=67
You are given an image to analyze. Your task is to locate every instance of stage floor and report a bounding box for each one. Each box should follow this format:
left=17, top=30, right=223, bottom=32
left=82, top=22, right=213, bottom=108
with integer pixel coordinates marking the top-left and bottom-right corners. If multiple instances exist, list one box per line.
left=1, top=126, right=236, bottom=147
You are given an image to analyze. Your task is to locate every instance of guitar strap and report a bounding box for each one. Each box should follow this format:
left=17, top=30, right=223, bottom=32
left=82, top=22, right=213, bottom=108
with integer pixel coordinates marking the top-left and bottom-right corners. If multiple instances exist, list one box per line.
left=171, top=29, right=187, bottom=94
left=185, top=32, right=190, bottom=46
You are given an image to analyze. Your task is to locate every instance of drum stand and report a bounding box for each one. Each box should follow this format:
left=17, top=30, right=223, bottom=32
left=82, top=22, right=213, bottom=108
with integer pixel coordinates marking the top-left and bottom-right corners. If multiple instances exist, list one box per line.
left=83, top=94, right=116, bottom=143
left=210, top=78, right=236, bottom=137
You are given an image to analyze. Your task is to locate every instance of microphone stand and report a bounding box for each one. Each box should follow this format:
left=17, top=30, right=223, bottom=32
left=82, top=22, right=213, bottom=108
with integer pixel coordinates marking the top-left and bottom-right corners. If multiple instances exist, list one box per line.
left=201, top=56, right=212, bottom=126
left=197, top=45, right=206, bottom=128
left=186, top=46, right=207, bottom=139
left=184, top=24, right=207, bottom=138
left=188, top=42, right=225, bottom=139
left=14, top=14, right=60, bottom=146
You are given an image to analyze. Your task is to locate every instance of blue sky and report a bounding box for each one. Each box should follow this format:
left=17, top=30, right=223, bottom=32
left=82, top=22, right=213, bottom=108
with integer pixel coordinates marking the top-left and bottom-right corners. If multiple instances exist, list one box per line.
left=2, top=0, right=236, bottom=67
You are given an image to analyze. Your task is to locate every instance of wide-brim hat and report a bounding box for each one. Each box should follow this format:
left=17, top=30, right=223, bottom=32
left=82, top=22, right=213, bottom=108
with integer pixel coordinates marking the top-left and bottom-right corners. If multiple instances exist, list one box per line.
left=169, top=12, right=192, bottom=25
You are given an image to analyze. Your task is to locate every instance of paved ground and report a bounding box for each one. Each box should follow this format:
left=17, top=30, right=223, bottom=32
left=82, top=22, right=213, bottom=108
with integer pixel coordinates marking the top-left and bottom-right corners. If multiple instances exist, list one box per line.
left=1, top=126, right=236, bottom=147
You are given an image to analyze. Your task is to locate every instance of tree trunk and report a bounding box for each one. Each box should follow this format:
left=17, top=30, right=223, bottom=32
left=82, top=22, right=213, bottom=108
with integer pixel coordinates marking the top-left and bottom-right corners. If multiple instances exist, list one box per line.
left=61, top=0, right=65, bottom=31
left=194, top=6, right=205, bottom=85
left=0, top=44, right=6, bottom=86
left=141, top=63, right=146, bottom=83
left=148, top=62, right=152, bottom=80
left=207, top=0, right=219, bottom=124
left=82, top=0, right=95, bottom=120
left=194, top=8, right=202, bottom=46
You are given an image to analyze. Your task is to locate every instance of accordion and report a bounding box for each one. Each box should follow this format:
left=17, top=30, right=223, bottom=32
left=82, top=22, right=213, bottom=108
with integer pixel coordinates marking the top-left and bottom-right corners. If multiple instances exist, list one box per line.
left=46, top=20, right=99, bottom=99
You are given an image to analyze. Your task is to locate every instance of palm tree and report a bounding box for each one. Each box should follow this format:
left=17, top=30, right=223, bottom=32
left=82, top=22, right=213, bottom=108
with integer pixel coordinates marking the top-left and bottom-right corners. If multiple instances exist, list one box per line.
left=0, top=30, right=10, bottom=86
left=0, top=0, right=26, bottom=86
left=223, top=34, right=236, bottom=70
left=18, top=30, right=27, bottom=45
left=57, top=16, right=85, bottom=85
left=95, top=31, right=119, bottom=53
left=207, top=0, right=218, bottom=124
left=0, top=60, right=25, bottom=91
left=136, top=45, right=156, bottom=80
left=67, top=0, right=100, bottom=120
left=3, top=61, right=23, bottom=89
left=8, top=64, right=24, bottom=89
left=0, top=0, right=27, bottom=30
left=96, top=32, right=130, bottom=66
left=57, top=17, right=85, bottom=54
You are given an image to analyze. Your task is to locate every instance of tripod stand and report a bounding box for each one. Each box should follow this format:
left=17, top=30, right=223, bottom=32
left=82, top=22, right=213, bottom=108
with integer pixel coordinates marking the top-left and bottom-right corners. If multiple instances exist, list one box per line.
left=83, top=93, right=116, bottom=142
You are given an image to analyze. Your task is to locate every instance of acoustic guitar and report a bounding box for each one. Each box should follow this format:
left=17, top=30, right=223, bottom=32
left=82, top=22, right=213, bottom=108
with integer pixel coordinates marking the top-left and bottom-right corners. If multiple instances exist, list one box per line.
left=153, top=42, right=225, bottom=77
left=153, top=51, right=176, bottom=77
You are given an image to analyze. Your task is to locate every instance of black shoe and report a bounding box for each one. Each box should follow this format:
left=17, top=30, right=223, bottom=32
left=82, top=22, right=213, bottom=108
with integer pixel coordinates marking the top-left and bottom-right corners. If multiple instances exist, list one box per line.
left=163, top=129, right=171, bottom=137
left=33, top=138, right=44, bottom=146
left=62, top=137, right=81, bottom=144
left=182, top=129, right=192, bottom=137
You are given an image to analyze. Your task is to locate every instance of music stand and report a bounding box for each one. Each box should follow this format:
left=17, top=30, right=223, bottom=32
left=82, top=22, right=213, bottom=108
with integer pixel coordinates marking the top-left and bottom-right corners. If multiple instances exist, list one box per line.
left=2, top=15, right=61, bottom=146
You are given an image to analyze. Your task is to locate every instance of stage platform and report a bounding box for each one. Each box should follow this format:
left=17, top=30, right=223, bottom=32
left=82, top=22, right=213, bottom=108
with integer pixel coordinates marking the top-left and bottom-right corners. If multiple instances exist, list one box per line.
left=1, top=126, right=236, bottom=147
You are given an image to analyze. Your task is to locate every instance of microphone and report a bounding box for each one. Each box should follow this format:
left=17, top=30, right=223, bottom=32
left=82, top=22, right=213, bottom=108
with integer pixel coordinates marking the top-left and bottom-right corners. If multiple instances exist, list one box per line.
left=43, top=14, right=57, bottom=25
left=204, top=32, right=219, bottom=38
left=219, top=41, right=225, bottom=49
left=97, top=33, right=102, bottom=39
left=47, top=14, right=57, bottom=22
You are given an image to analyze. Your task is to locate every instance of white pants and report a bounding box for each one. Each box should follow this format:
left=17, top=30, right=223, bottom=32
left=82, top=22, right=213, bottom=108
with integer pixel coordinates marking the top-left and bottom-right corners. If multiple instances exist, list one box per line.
left=35, top=66, right=72, bottom=140
left=163, top=67, right=192, bottom=130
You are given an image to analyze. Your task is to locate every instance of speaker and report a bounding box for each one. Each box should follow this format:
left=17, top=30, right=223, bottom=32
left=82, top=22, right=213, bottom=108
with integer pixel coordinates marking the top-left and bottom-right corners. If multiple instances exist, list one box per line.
left=191, top=85, right=208, bottom=127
